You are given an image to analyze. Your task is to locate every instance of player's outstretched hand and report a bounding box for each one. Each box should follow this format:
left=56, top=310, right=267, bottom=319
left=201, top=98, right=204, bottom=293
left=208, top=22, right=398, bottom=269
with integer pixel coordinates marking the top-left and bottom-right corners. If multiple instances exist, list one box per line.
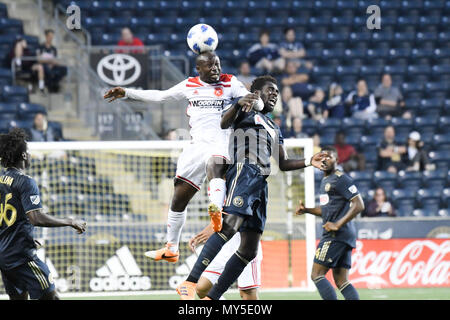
left=189, top=224, right=214, bottom=252
left=310, top=151, right=329, bottom=169
left=104, top=87, right=126, bottom=102
left=295, top=200, right=306, bottom=216
left=71, top=219, right=87, bottom=234
left=238, top=93, right=260, bottom=112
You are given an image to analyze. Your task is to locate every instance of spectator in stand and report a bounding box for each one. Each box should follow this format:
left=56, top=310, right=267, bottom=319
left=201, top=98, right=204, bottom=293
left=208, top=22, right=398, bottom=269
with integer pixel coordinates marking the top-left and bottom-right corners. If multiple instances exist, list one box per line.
left=281, top=60, right=310, bottom=98
left=306, top=88, right=326, bottom=121
left=313, top=133, right=321, bottom=154
left=325, top=83, right=346, bottom=118
left=30, top=113, right=63, bottom=142
left=281, top=85, right=304, bottom=124
left=334, top=131, right=365, bottom=171
left=163, top=128, right=177, bottom=140
left=279, top=27, right=312, bottom=70
left=288, top=117, right=309, bottom=139
left=117, top=27, right=144, bottom=53
left=236, top=61, right=256, bottom=91
left=377, top=125, right=407, bottom=173
left=374, top=73, right=410, bottom=119
left=363, top=187, right=396, bottom=217
left=10, top=36, right=45, bottom=93
left=345, top=79, right=377, bottom=120
left=403, top=131, right=433, bottom=171
left=247, top=30, right=285, bottom=74
left=37, top=29, right=68, bottom=93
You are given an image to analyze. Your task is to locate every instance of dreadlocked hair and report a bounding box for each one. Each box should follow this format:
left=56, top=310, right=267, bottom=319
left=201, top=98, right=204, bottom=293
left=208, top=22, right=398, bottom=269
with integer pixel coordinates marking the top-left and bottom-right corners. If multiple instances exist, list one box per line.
left=250, top=75, right=277, bottom=93
left=0, top=128, right=28, bottom=168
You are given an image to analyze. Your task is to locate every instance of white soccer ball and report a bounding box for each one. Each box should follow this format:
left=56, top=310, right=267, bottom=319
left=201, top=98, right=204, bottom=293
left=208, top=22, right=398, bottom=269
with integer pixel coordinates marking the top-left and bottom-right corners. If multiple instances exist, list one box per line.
left=186, top=24, right=219, bottom=54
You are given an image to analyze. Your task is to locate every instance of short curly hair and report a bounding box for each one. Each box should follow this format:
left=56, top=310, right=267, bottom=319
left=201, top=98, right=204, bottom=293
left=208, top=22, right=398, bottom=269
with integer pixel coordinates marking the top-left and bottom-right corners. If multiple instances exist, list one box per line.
left=250, top=75, right=277, bottom=93
left=0, top=128, right=28, bottom=168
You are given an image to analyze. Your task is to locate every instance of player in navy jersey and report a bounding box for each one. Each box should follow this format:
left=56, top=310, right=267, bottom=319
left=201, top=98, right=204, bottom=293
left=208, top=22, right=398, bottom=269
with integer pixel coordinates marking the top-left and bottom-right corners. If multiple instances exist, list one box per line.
left=176, top=75, right=326, bottom=300
left=296, top=146, right=364, bottom=300
left=0, top=128, right=86, bottom=300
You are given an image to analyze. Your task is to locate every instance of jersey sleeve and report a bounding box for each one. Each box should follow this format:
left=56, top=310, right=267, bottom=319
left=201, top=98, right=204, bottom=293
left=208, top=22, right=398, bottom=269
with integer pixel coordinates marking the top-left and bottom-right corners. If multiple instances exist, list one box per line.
left=335, top=174, right=360, bottom=201
left=19, top=176, right=43, bottom=213
left=231, top=76, right=251, bottom=99
left=124, top=80, right=187, bottom=103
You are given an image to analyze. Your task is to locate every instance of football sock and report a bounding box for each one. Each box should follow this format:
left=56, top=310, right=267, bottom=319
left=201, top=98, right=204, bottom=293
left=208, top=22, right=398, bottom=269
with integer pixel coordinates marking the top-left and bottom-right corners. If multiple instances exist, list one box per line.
left=207, top=252, right=248, bottom=300
left=38, top=80, right=44, bottom=90
left=339, top=282, right=360, bottom=300
left=208, top=178, right=226, bottom=209
left=166, top=209, right=186, bottom=252
left=313, top=276, right=338, bottom=300
left=186, top=232, right=228, bottom=283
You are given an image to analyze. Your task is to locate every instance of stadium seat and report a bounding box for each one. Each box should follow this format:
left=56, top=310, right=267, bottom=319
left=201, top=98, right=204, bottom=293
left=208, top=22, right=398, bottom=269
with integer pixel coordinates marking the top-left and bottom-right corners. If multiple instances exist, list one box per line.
left=373, top=171, right=397, bottom=194
left=17, top=103, right=47, bottom=120
left=397, top=170, right=422, bottom=192
left=433, top=134, right=450, bottom=151
left=441, top=188, right=450, bottom=208
left=1, top=85, right=28, bottom=103
left=349, top=171, right=373, bottom=191
left=0, top=102, right=17, bottom=120
left=428, top=150, right=450, bottom=171
left=438, top=117, right=450, bottom=134
left=438, top=209, right=450, bottom=217
left=422, top=170, right=447, bottom=190
left=392, top=189, right=416, bottom=216
left=417, top=188, right=441, bottom=214
left=0, top=18, right=23, bottom=34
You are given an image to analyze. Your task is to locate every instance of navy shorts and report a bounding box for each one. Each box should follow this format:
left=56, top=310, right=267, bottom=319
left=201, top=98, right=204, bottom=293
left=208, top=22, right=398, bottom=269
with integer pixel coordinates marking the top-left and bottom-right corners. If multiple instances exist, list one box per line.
left=222, top=163, right=268, bottom=233
left=313, top=239, right=353, bottom=269
left=1, top=255, right=55, bottom=299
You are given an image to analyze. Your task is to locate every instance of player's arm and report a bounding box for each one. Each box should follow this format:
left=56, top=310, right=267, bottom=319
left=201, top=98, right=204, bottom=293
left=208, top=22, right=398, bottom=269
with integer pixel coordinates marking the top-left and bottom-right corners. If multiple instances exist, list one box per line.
left=278, top=145, right=327, bottom=171
left=323, top=195, right=364, bottom=232
left=103, top=81, right=185, bottom=103
left=27, top=209, right=86, bottom=234
left=220, top=93, right=260, bottom=129
left=188, top=223, right=215, bottom=252
left=295, top=200, right=322, bottom=216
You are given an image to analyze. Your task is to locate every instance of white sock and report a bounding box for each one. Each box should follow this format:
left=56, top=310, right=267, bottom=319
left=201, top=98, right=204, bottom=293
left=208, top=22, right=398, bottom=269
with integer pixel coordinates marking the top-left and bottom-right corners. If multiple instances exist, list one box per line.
left=38, top=80, right=44, bottom=89
left=208, top=178, right=227, bottom=209
left=166, top=209, right=186, bottom=252
left=15, top=58, right=21, bottom=66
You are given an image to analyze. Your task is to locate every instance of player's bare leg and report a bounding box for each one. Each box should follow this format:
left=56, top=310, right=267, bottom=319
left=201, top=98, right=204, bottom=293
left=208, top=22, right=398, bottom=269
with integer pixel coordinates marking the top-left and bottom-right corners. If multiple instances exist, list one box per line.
left=311, top=262, right=337, bottom=300
left=206, top=156, right=228, bottom=232
left=145, top=179, right=198, bottom=263
left=332, top=268, right=359, bottom=300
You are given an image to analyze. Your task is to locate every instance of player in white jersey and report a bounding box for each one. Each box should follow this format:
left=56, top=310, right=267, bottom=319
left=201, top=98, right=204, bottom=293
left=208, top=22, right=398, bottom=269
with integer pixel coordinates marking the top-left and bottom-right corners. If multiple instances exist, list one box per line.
left=104, top=52, right=259, bottom=262
left=189, top=224, right=262, bottom=300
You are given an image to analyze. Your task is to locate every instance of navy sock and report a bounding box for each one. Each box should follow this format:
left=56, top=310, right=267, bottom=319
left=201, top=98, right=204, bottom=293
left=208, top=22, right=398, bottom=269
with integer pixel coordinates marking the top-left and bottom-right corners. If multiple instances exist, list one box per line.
left=207, top=252, right=248, bottom=300
left=313, top=276, right=338, bottom=300
left=186, top=232, right=227, bottom=283
left=339, top=282, right=359, bottom=300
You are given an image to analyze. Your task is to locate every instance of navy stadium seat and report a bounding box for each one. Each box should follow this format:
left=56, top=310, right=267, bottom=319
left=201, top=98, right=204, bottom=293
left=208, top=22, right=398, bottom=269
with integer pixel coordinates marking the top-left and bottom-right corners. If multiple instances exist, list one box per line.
left=433, top=134, right=450, bottom=151
left=422, top=170, right=448, bottom=190
left=1, top=85, right=28, bottom=103
left=17, top=103, right=47, bottom=120
left=428, top=150, right=450, bottom=171
left=397, top=170, right=422, bottom=192
left=417, top=188, right=441, bottom=214
left=0, top=102, right=17, bottom=120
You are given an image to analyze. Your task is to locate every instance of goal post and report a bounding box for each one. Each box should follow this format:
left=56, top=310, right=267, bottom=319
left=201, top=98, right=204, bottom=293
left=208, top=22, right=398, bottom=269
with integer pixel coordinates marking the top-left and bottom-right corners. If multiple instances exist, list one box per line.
left=0, top=139, right=316, bottom=296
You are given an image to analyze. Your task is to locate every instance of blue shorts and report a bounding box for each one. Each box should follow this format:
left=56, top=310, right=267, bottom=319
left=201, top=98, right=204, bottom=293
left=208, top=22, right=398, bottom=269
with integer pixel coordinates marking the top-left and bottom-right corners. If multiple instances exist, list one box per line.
left=223, top=163, right=268, bottom=233
left=313, top=239, right=353, bottom=269
left=1, top=255, right=55, bottom=299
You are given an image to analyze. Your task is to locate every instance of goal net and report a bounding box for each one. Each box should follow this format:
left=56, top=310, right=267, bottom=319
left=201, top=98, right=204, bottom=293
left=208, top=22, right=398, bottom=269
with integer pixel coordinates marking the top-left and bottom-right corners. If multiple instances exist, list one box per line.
left=0, top=139, right=315, bottom=296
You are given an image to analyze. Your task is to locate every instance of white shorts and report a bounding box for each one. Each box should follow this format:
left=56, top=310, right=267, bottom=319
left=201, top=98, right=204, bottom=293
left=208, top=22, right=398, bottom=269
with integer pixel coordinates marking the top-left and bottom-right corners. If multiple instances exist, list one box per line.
left=202, top=233, right=263, bottom=290
left=175, top=140, right=230, bottom=190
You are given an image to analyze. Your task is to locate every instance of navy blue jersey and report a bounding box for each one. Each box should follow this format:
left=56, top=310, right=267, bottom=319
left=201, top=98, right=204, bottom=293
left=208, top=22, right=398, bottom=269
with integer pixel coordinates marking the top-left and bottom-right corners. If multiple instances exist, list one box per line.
left=0, top=168, right=42, bottom=270
left=228, top=110, right=284, bottom=175
left=319, top=170, right=359, bottom=248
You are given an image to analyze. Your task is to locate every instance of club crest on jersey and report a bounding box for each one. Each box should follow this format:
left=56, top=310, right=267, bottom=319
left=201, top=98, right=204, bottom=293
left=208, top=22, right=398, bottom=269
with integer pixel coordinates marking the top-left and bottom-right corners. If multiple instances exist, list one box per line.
left=232, top=196, right=244, bottom=207
left=319, top=194, right=329, bottom=205
left=30, top=195, right=40, bottom=205
left=325, top=183, right=331, bottom=192
left=214, top=87, right=223, bottom=97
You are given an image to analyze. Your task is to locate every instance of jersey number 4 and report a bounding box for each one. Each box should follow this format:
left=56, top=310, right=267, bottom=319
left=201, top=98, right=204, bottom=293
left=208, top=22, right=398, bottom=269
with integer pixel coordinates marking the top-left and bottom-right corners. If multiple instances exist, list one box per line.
left=0, top=193, right=17, bottom=227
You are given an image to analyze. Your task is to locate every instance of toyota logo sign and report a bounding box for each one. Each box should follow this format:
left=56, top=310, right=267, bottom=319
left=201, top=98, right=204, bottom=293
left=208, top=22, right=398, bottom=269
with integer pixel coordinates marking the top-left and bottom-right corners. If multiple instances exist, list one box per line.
left=96, top=54, right=142, bottom=86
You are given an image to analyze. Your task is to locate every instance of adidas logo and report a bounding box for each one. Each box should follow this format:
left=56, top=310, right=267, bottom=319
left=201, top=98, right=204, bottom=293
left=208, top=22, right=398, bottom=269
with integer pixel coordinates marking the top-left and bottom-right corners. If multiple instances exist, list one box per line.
left=90, top=246, right=151, bottom=292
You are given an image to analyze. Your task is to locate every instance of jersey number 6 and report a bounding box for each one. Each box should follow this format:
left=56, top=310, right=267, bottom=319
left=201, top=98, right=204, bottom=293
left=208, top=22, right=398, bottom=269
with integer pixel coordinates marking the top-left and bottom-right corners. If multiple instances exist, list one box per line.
left=0, top=193, right=17, bottom=227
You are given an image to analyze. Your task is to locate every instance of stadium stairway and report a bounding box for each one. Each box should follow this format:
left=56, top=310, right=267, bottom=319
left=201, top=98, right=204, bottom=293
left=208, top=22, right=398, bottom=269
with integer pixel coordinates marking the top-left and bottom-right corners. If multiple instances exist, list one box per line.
left=1, top=0, right=99, bottom=140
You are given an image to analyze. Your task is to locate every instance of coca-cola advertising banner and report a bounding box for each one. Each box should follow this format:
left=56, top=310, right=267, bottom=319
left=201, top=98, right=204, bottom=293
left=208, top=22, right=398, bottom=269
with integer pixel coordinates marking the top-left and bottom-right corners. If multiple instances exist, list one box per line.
left=348, top=239, right=449, bottom=288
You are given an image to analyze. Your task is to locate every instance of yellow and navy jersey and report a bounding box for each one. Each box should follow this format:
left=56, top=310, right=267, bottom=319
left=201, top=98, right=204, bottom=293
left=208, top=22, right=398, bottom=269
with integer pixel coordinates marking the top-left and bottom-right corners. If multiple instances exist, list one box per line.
left=0, top=168, right=42, bottom=270
left=228, top=109, right=284, bottom=176
left=319, top=170, right=359, bottom=248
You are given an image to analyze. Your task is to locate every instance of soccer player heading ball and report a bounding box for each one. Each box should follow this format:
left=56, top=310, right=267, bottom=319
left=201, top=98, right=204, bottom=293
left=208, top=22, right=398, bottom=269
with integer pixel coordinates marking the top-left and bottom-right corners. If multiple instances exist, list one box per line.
left=0, top=128, right=86, bottom=300
left=176, top=76, right=326, bottom=300
left=104, top=51, right=261, bottom=263
left=296, top=146, right=364, bottom=300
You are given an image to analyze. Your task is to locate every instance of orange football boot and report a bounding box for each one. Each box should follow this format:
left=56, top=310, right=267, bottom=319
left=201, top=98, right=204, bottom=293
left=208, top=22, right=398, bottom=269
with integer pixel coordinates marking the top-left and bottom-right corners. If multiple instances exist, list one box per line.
left=144, top=243, right=179, bottom=263
left=208, top=203, right=223, bottom=232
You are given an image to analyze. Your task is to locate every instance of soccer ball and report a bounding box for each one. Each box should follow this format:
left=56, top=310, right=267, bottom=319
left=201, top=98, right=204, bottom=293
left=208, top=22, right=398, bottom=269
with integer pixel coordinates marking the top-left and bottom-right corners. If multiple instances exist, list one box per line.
left=186, top=24, right=218, bottom=54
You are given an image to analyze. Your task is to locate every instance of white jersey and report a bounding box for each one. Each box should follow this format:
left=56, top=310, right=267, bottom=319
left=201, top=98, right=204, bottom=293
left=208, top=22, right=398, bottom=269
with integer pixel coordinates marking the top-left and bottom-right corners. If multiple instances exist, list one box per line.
left=124, top=74, right=250, bottom=143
